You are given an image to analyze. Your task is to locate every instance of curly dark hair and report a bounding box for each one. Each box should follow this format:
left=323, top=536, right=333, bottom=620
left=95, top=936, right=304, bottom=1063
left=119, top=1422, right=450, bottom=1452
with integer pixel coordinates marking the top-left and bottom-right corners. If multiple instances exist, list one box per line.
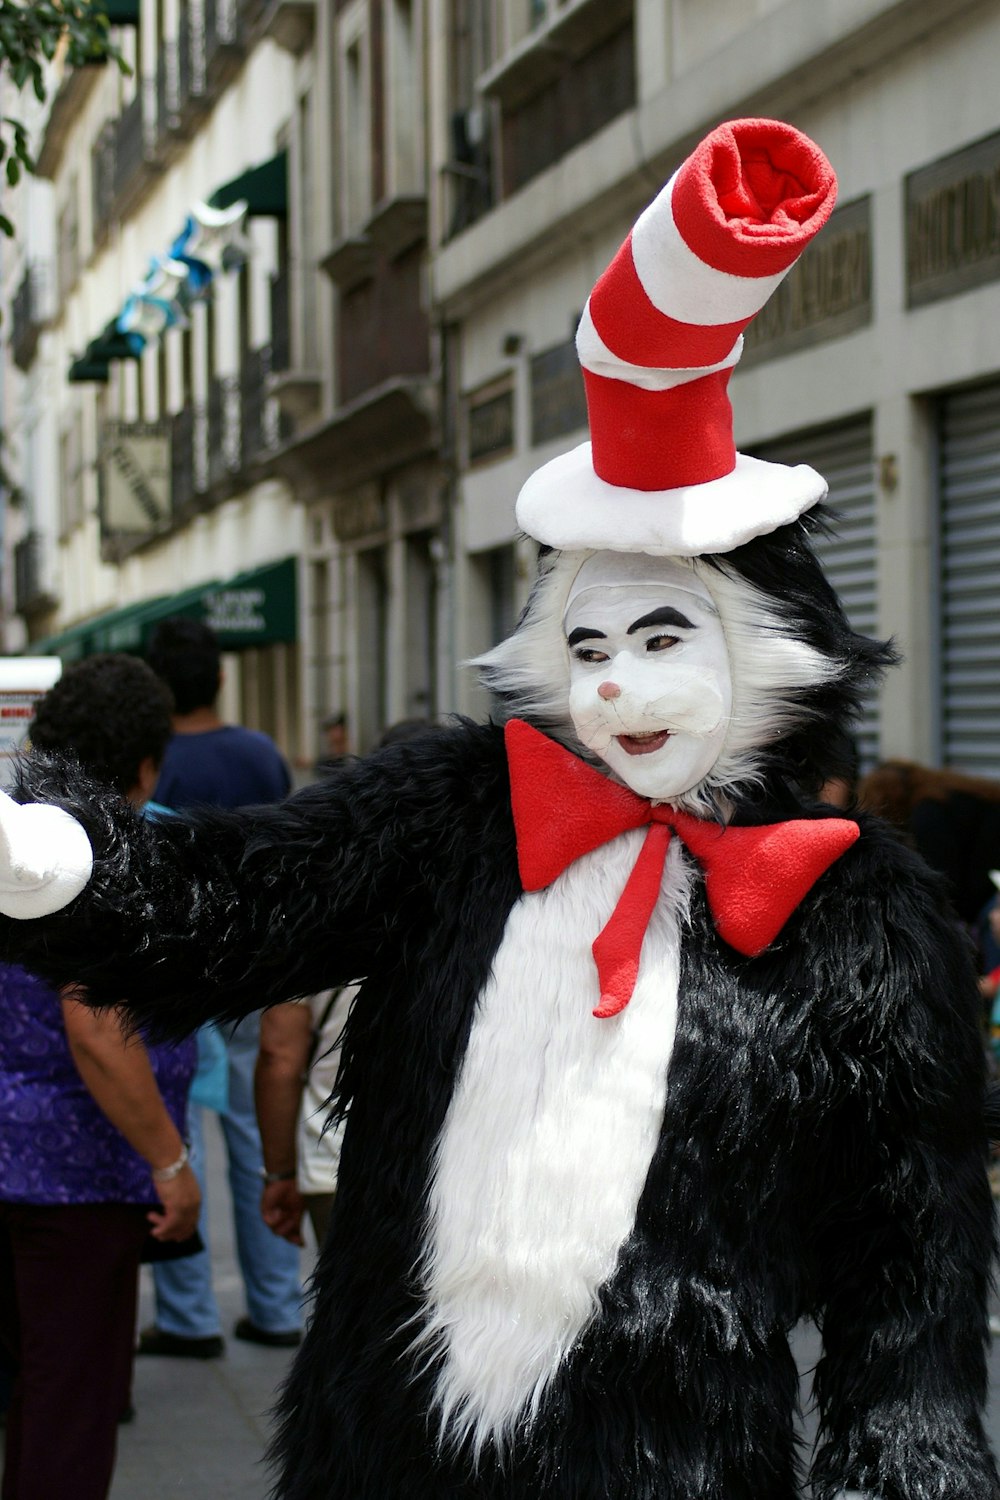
left=146, top=616, right=221, bottom=715
left=29, top=654, right=174, bottom=796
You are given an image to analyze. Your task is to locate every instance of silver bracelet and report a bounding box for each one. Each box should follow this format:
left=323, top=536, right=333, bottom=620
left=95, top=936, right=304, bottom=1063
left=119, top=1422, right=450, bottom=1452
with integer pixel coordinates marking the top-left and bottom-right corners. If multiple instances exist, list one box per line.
left=152, top=1143, right=190, bottom=1182
left=260, top=1168, right=297, bottom=1184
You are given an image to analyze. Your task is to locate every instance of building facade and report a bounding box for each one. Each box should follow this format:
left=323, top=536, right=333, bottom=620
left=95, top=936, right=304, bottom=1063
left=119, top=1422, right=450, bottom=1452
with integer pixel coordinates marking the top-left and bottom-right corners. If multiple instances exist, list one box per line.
left=4, top=0, right=1000, bottom=775
left=1, top=0, right=313, bottom=759
left=433, top=0, right=1000, bottom=776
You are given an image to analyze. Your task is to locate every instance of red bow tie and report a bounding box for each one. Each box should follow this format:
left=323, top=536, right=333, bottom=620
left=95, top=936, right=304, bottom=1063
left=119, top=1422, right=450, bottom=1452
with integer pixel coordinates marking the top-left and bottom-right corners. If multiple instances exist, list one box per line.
left=505, top=719, right=859, bottom=1019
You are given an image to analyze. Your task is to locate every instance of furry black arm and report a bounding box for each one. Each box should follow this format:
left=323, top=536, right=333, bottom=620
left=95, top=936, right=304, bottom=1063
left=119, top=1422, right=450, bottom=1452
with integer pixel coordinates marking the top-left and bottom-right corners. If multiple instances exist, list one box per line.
left=805, top=822, right=999, bottom=1500
left=0, top=721, right=510, bottom=1038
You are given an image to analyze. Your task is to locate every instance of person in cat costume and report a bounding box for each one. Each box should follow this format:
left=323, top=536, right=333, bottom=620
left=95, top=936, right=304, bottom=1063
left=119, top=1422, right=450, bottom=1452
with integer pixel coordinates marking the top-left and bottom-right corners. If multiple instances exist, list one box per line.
left=0, top=119, right=996, bottom=1500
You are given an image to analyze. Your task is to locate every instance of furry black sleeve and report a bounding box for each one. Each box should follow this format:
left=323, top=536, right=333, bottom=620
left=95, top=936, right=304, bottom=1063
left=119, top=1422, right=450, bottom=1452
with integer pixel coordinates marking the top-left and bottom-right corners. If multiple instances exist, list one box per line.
left=804, top=818, right=999, bottom=1500
left=0, top=720, right=506, bottom=1038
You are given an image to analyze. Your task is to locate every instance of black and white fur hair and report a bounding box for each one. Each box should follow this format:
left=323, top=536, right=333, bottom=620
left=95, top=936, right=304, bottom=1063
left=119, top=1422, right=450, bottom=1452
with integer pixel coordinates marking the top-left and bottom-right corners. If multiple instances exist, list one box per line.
left=476, top=510, right=896, bottom=818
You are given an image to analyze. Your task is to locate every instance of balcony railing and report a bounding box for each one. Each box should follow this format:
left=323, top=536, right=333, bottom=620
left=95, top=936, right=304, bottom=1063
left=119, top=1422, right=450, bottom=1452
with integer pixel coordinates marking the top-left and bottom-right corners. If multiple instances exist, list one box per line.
left=11, top=263, right=49, bottom=371
left=13, top=531, right=57, bottom=617
left=179, top=2, right=208, bottom=110
left=240, top=345, right=270, bottom=462
left=206, top=374, right=241, bottom=488
left=157, top=7, right=208, bottom=144
left=112, top=86, right=159, bottom=211
left=170, top=403, right=199, bottom=513
left=156, top=38, right=180, bottom=139
left=204, top=0, right=242, bottom=84
left=91, top=123, right=116, bottom=249
left=239, top=0, right=268, bottom=28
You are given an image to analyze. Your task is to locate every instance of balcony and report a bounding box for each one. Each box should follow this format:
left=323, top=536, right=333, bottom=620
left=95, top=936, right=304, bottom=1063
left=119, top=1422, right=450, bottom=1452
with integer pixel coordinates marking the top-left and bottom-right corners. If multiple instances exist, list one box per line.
left=238, top=0, right=268, bottom=28
left=240, top=345, right=271, bottom=464
left=112, top=85, right=160, bottom=217
left=206, top=375, right=241, bottom=491
left=11, top=263, right=50, bottom=372
left=365, top=194, right=428, bottom=261
left=13, top=531, right=58, bottom=618
left=479, top=0, right=632, bottom=110
left=91, top=123, right=116, bottom=251
left=319, top=235, right=376, bottom=292
left=269, top=268, right=290, bottom=374
left=204, top=0, right=244, bottom=89
left=170, top=403, right=200, bottom=515
left=156, top=38, right=181, bottom=146
left=259, top=0, right=315, bottom=55
left=266, top=267, right=323, bottom=424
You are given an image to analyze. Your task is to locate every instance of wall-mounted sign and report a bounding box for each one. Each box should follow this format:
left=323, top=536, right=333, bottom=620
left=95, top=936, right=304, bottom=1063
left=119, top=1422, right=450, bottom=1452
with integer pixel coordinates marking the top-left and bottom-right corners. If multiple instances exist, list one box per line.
left=906, top=130, right=1000, bottom=307
left=466, top=383, right=514, bottom=465
left=742, top=196, right=872, bottom=366
left=0, top=657, right=62, bottom=788
left=333, top=483, right=387, bottom=543
left=100, top=421, right=171, bottom=534
left=530, top=339, right=587, bottom=446
left=397, top=472, right=444, bottom=532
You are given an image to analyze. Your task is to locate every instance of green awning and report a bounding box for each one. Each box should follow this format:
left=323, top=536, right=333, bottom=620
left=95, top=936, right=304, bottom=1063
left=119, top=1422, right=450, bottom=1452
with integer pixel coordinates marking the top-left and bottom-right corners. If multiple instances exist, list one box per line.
left=91, top=0, right=141, bottom=23
left=210, top=152, right=288, bottom=219
left=68, top=357, right=112, bottom=384
left=68, top=319, right=139, bottom=383
left=30, top=560, right=297, bottom=664
left=177, top=557, right=298, bottom=649
left=31, top=618, right=100, bottom=664
left=88, top=322, right=140, bottom=363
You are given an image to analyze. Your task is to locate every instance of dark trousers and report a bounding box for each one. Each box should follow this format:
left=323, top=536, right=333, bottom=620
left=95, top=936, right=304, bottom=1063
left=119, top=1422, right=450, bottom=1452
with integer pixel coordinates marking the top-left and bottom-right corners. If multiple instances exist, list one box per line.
left=0, top=1200, right=149, bottom=1500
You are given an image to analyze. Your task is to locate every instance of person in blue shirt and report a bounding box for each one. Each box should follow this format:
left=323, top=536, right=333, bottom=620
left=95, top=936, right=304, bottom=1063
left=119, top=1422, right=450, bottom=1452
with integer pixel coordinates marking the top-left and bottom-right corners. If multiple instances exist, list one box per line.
left=136, top=616, right=301, bottom=1359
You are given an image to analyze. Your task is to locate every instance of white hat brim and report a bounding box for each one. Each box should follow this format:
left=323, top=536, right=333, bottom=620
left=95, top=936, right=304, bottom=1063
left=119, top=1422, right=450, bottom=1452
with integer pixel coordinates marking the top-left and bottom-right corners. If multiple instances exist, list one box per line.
left=515, top=443, right=828, bottom=557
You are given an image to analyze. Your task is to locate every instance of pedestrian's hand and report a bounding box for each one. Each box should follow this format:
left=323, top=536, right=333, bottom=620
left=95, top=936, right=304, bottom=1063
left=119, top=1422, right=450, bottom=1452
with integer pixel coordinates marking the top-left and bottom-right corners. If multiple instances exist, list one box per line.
left=148, top=1163, right=201, bottom=1241
left=261, top=1180, right=305, bottom=1246
left=0, top=786, right=94, bottom=920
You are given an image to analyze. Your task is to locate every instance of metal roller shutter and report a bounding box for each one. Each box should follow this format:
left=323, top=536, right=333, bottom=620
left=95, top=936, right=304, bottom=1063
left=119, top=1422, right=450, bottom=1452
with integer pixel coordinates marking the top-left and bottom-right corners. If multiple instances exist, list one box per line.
left=752, top=415, right=879, bottom=769
left=938, top=381, right=1000, bottom=776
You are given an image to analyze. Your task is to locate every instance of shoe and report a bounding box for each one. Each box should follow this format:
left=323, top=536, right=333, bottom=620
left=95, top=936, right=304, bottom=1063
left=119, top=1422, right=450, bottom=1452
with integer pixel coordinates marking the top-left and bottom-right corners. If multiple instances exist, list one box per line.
left=233, top=1316, right=301, bottom=1348
left=136, top=1324, right=224, bottom=1359
left=989, top=1314, right=1000, bottom=1337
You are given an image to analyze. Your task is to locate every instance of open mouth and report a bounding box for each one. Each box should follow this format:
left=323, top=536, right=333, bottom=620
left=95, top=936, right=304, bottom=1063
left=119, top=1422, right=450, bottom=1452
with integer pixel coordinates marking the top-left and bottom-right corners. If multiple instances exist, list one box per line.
left=615, top=730, right=672, bottom=756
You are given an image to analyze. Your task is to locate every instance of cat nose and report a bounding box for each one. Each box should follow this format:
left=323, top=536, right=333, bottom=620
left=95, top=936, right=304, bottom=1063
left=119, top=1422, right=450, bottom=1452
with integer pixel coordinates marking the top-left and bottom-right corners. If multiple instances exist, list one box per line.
left=598, top=681, right=621, bottom=701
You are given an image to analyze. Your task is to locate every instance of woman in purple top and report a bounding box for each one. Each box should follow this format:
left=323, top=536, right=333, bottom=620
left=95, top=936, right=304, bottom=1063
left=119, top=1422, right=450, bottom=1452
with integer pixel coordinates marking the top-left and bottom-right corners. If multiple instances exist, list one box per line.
left=0, top=656, right=199, bottom=1500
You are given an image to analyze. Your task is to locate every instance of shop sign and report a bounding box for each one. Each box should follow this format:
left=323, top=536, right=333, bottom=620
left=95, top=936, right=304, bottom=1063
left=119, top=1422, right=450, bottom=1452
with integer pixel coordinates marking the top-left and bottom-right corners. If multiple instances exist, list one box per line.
left=742, top=197, right=872, bottom=366
left=0, top=657, right=62, bottom=788
left=530, top=339, right=587, bottom=446
left=466, top=383, right=514, bottom=465
left=100, top=421, right=171, bottom=533
left=906, top=131, right=1000, bottom=306
left=198, top=558, right=298, bottom=648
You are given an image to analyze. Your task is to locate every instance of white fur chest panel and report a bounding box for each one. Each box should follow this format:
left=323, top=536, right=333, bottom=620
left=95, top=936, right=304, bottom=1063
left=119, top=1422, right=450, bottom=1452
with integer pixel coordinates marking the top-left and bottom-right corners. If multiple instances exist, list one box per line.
left=418, top=832, right=693, bottom=1453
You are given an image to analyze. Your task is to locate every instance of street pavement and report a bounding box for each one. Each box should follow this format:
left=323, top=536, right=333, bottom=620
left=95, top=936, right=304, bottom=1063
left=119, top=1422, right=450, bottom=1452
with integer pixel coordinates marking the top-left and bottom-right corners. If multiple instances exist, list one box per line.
left=111, top=1115, right=315, bottom=1500
left=21, top=1114, right=1000, bottom=1497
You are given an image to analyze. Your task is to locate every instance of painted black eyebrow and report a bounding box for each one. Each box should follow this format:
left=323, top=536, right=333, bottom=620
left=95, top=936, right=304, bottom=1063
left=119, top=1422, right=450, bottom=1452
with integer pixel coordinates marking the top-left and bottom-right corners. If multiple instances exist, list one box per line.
left=627, top=606, right=696, bottom=635
left=566, top=626, right=607, bottom=646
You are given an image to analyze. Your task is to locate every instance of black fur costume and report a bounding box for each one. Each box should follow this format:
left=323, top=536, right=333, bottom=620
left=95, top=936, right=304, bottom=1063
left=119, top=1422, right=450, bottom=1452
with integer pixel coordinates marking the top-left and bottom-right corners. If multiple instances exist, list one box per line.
left=2, top=519, right=998, bottom=1500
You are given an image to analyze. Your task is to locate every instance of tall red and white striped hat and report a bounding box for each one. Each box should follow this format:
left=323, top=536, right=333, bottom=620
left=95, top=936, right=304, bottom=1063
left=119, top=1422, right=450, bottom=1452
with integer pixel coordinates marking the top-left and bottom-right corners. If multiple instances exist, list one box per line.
left=516, top=118, right=838, bottom=557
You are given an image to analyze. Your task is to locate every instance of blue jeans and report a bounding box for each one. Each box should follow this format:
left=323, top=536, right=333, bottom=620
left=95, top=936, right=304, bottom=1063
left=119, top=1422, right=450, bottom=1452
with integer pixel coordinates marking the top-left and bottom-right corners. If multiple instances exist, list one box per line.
left=153, top=1015, right=302, bottom=1337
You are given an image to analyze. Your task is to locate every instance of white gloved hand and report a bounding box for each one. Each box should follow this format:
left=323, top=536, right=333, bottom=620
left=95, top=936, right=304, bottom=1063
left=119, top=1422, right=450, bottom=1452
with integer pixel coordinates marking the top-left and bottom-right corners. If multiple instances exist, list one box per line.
left=0, top=786, right=94, bottom=919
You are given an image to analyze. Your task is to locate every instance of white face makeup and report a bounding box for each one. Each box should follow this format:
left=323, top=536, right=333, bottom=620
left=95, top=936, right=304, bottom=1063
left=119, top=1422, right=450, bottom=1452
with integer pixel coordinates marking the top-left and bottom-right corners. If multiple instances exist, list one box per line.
left=564, top=554, right=732, bottom=800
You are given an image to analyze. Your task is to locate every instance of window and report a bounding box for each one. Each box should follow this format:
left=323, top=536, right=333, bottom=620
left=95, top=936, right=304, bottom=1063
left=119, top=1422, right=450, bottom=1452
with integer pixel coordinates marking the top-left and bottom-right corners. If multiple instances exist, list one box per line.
left=386, top=0, right=421, bottom=197
left=338, top=7, right=372, bottom=234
